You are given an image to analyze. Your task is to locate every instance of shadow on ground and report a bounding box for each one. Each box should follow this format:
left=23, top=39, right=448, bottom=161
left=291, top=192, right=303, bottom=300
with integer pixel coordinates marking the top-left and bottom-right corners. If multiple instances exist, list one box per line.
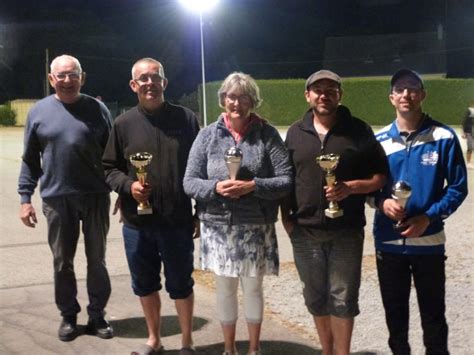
left=110, top=315, right=208, bottom=338
left=164, top=340, right=320, bottom=354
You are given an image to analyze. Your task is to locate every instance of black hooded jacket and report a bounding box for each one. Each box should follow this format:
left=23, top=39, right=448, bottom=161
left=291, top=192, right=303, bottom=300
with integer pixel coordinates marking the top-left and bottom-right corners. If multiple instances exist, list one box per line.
left=285, top=105, right=388, bottom=229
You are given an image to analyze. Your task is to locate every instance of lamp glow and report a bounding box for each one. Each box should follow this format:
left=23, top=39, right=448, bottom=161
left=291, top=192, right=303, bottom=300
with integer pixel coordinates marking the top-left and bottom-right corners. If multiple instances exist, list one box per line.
left=179, top=0, right=219, bottom=127
left=179, top=0, right=219, bottom=13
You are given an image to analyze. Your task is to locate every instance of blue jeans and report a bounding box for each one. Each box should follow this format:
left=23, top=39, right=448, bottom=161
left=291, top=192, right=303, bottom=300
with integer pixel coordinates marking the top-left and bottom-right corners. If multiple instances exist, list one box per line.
left=42, top=194, right=111, bottom=318
left=122, top=223, right=194, bottom=299
left=376, top=251, right=449, bottom=355
left=290, top=226, right=364, bottom=318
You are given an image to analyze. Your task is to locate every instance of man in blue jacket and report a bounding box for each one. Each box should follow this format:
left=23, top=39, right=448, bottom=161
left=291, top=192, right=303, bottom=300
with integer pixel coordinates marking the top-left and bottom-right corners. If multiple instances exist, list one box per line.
left=373, top=69, right=468, bottom=354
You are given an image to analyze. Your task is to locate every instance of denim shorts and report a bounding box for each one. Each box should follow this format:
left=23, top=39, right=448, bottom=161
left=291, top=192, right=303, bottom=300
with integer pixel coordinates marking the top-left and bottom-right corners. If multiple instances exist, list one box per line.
left=122, top=223, right=194, bottom=299
left=290, top=226, right=364, bottom=318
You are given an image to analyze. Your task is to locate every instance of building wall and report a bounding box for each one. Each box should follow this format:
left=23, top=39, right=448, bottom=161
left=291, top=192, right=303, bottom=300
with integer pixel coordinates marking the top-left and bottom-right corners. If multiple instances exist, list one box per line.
left=10, top=99, right=39, bottom=126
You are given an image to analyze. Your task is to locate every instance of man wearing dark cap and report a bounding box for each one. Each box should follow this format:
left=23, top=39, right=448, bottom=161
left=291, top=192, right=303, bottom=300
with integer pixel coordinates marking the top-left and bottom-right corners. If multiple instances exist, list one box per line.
left=281, top=70, right=388, bottom=354
left=372, top=69, right=468, bottom=354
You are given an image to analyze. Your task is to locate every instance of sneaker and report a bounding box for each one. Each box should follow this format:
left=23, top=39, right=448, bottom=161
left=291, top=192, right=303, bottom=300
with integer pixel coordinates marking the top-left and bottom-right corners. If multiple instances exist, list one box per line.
left=86, top=316, right=114, bottom=339
left=58, top=316, right=78, bottom=342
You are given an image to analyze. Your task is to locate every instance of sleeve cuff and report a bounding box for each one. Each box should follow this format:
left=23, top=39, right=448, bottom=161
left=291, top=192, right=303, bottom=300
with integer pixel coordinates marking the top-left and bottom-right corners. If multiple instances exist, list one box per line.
left=20, top=195, right=32, bottom=204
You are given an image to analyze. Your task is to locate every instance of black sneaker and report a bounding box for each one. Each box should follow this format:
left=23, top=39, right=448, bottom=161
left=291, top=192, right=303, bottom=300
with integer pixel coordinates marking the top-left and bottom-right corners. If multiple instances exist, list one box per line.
left=86, top=316, right=114, bottom=339
left=58, top=316, right=78, bottom=342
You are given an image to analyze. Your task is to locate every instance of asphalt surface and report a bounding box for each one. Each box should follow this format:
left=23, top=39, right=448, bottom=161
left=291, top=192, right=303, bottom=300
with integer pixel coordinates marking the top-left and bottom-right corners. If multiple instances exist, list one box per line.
left=0, top=127, right=317, bottom=355
left=1, top=126, right=471, bottom=355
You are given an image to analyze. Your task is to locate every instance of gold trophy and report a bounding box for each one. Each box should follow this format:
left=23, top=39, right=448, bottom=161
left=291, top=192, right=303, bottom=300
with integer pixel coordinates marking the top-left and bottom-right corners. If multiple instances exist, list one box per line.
left=316, top=153, right=344, bottom=218
left=224, top=146, right=243, bottom=180
left=129, top=152, right=153, bottom=215
left=392, top=180, right=412, bottom=231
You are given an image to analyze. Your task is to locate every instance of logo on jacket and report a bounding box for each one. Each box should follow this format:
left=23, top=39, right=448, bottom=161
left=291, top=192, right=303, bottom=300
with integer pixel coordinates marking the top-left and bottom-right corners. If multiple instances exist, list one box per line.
left=420, top=151, right=439, bottom=166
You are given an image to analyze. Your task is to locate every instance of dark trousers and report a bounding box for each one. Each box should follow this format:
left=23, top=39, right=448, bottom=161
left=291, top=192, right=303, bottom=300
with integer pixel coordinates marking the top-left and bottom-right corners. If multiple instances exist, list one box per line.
left=376, top=251, right=449, bottom=355
left=42, top=194, right=111, bottom=319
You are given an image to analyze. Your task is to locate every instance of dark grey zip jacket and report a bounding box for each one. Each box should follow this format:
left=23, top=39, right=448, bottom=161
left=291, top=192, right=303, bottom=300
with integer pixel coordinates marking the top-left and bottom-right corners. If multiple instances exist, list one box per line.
left=103, top=102, right=199, bottom=228
left=286, top=105, right=388, bottom=229
left=183, top=115, right=293, bottom=225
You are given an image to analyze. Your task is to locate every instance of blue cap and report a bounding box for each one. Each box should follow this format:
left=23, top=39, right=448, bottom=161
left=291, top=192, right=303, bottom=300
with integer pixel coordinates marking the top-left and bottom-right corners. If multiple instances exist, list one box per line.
left=391, top=69, right=424, bottom=89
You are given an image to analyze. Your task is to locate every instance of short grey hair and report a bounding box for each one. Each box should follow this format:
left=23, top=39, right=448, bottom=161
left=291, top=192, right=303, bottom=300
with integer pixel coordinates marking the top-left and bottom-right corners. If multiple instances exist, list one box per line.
left=131, top=58, right=165, bottom=79
left=217, top=72, right=262, bottom=109
left=50, top=55, right=82, bottom=73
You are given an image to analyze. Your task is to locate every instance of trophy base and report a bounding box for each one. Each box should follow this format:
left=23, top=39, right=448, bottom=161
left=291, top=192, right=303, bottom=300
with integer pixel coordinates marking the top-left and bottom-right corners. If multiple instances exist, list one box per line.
left=137, top=207, right=153, bottom=215
left=325, top=208, right=344, bottom=218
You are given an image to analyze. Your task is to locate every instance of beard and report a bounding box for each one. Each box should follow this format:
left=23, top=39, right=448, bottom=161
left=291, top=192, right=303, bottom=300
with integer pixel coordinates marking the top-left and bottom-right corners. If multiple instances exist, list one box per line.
left=313, top=103, right=338, bottom=117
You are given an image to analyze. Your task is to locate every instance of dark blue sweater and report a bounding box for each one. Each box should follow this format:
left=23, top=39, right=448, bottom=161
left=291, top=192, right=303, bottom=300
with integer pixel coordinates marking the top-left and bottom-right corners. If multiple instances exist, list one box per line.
left=18, top=94, right=112, bottom=203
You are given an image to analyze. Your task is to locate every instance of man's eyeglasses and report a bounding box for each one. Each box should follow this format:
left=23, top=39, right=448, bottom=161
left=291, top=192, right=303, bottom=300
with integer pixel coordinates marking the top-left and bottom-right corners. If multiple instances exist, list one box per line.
left=52, top=72, right=81, bottom=81
left=309, top=87, right=340, bottom=97
left=392, top=86, right=423, bottom=96
left=134, top=73, right=164, bottom=85
left=225, top=94, right=252, bottom=104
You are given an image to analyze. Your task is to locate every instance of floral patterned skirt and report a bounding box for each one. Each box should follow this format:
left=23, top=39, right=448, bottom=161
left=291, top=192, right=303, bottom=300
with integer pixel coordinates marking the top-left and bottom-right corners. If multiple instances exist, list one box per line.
left=200, top=222, right=279, bottom=277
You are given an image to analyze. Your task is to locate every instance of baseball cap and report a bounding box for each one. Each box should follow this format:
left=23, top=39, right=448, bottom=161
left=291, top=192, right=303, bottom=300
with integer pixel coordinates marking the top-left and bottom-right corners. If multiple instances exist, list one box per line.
left=305, top=70, right=341, bottom=89
left=390, top=69, right=424, bottom=89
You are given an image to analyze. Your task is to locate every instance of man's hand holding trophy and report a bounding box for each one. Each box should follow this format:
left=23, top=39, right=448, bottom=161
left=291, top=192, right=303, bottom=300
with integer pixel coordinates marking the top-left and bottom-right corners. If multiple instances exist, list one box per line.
left=316, top=153, right=344, bottom=218
left=129, top=152, right=153, bottom=215
left=391, top=180, right=412, bottom=231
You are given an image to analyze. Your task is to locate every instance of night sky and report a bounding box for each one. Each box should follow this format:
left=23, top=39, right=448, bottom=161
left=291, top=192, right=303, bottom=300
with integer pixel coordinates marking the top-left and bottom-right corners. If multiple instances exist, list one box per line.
left=1, top=0, right=472, bottom=106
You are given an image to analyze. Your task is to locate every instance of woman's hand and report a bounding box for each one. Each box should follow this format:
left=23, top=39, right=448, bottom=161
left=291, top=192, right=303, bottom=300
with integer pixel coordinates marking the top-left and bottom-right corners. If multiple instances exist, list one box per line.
left=216, top=179, right=256, bottom=199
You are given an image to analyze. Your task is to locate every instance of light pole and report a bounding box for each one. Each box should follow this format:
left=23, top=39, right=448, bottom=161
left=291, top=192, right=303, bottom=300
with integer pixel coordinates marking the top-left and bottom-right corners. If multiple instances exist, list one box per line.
left=179, top=0, right=219, bottom=127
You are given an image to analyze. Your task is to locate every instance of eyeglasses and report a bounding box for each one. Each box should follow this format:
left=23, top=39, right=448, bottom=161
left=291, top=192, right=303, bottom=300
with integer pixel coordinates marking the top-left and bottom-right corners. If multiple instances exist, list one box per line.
left=134, top=73, right=164, bottom=85
left=392, top=86, right=423, bottom=96
left=225, top=94, right=252, bottom=104
left=309, top=87, right=340, bottom=97
left=52, top=72, right=81, bottom=81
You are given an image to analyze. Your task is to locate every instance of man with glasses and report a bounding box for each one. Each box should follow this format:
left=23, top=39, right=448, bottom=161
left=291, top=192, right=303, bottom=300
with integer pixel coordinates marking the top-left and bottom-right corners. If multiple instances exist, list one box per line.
left=281, top=70, right=388, bottom=354
left=102, top=58, right=199, bottom=355
left=373, top=69, right=468, bottom=354
left=18, top=54, right=114, bottom=341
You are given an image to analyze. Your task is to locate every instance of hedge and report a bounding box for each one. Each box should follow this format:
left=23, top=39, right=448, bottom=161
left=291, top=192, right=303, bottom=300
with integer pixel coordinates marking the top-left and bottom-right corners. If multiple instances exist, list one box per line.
left=0, top=102, right=17, bottom=126
left=199, top=77, right=474, bottom=127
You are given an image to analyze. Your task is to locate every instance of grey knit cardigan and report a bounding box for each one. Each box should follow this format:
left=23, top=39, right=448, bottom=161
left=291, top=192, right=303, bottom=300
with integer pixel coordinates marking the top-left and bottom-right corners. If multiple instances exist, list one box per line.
left=183, top=115, right=293, bottom=225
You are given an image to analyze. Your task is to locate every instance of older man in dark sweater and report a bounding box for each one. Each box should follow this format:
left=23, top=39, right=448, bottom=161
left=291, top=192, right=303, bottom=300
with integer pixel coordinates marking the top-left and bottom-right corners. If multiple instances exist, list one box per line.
left=18, top=54, right=114, bottom=341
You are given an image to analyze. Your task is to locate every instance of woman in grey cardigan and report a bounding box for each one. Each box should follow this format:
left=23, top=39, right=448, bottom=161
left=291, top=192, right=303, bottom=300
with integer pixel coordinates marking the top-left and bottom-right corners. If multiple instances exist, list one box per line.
left=183, top=72, right=292, bottom=355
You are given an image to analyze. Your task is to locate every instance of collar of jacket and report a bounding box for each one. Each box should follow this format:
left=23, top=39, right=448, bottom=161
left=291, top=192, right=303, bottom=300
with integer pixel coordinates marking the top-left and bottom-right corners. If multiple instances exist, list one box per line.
left=387, top=113, right=433, bottom=138
left=297, top=105, right=354, bottom=134
left=216, top=113, right=265, bottom=136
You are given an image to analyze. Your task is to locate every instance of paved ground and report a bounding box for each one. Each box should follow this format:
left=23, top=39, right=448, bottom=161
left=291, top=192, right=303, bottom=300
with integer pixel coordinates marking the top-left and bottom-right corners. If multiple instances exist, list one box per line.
left=1, top=126, right=472, bottom=354
left=0, top=127, right=316, bottom=355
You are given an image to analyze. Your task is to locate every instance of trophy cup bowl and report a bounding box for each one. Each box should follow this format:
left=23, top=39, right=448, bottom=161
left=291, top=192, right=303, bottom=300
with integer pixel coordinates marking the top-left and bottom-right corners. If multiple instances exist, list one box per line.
left=391, top=180, right=412, bottom=231
left=316, top=153, right=344, bottom=218
left=129, top=152, right=153, bottom=215
left=224, top=146, right=243, bottom=180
